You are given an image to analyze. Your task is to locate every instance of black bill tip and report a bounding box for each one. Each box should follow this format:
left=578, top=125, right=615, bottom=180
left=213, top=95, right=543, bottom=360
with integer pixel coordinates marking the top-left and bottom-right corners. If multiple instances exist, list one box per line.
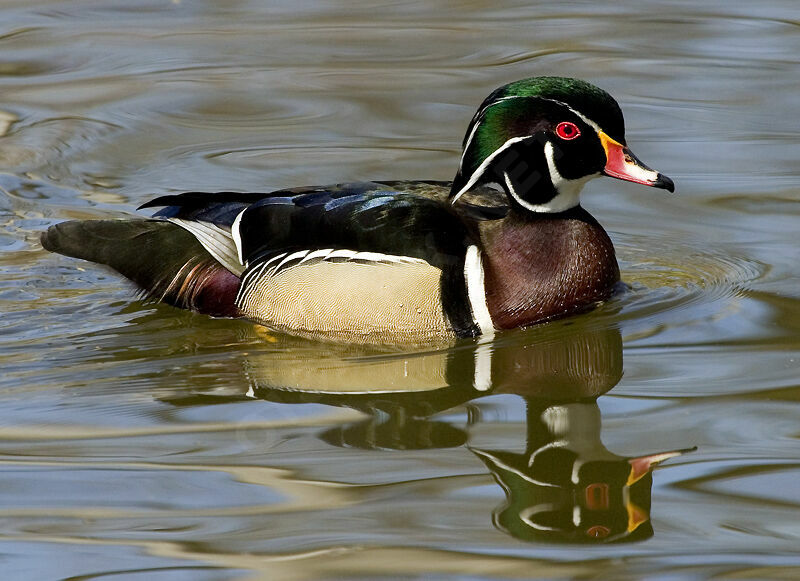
left=653, top=173, right=675, bottom=193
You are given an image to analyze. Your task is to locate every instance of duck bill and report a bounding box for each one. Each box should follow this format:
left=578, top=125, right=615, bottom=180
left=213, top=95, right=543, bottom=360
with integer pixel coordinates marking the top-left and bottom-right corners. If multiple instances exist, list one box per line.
left=599, top=132, right=674, bottom=192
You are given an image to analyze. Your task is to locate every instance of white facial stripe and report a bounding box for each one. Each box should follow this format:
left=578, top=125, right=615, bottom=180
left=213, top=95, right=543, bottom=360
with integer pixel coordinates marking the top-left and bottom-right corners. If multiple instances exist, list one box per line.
left=464, top=95, right=603, bottom=161
left=464, top=245, right=494, bottom=337
left=472, top=96, right=523, bottom=125
left=540, top=97, right=603, bottom=133
left=458, top=122, right=481, bottom=170
left=451, top=135, right=534, bottom=203
left=543, top=141, right=563, bottom=184
left=473, top=450, right=554, bottom=488
left=458, top=135, right=595, bottom=213
left=501, top=171, right=526, bottom=208
left=502, top=172, right=555, bottom=213
left=459, top=95, right=525, bottom=168
left=573, top=505, right=581, bottom=527
left=502, top=165, right=592, bottom=214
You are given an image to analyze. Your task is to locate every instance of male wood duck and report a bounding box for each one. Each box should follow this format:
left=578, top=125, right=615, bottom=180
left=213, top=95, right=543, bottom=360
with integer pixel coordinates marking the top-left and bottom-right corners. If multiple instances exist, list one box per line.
left=42, top=76, right=674, bottom=343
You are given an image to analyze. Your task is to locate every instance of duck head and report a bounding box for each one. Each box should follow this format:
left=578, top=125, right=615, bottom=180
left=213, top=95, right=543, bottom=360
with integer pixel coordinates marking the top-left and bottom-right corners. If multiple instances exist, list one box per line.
left=450, top=77, right=674, bottom=213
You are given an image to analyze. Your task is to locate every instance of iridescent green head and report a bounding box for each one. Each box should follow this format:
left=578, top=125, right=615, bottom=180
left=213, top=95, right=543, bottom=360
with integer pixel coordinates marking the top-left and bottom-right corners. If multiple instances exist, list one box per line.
left=450, top=77, right=674, bottom=213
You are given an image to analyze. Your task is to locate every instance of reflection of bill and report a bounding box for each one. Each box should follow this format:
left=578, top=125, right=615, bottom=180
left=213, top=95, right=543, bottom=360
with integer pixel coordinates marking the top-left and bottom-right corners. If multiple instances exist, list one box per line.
left=473, top=400, right=691, bottom=544
left=179, top=318, right=692, bottom=544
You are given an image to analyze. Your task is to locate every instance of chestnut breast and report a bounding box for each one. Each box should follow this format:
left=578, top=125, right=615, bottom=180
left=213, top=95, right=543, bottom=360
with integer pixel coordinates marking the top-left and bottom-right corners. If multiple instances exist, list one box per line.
left=480, top=207, right=620, bottom=329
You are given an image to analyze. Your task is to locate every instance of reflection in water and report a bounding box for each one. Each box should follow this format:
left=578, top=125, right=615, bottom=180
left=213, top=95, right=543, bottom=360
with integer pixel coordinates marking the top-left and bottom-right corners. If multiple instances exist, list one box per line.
left=474, top=401, right=689, bottom=543
left=168, top=319, right=691, bottom=544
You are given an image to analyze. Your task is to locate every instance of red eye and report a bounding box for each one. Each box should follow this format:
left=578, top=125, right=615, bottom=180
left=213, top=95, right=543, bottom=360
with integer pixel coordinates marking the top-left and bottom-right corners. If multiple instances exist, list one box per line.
left=556, top=121, right=581, bottom=140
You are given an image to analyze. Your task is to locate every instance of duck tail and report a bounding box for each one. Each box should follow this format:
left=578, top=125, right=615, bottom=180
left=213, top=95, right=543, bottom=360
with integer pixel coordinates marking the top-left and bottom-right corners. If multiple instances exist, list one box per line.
left=41, top=220, right=242, bottom=317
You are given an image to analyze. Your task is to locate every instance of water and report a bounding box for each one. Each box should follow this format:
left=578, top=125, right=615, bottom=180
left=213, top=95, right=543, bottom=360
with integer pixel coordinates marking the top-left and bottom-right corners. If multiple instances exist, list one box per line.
left=2, top=1, right=800, bottom=578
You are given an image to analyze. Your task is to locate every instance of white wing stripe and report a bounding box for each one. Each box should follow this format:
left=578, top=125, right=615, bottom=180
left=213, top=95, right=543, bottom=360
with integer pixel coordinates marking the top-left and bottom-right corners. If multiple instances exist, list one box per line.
left=349, top=251, right=427, bottom=265
left=268, top=250, right=311, bottom=276
left=231, top=208, right=247, bottom=267
left=299, top=248, right=335, bottom=264
left=327, top=249, right=357, bottom=260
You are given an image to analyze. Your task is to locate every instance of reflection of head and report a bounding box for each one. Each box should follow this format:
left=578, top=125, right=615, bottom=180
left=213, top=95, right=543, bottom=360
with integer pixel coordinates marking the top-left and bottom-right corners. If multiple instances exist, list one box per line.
left=473, top=401, right=691, bottom=544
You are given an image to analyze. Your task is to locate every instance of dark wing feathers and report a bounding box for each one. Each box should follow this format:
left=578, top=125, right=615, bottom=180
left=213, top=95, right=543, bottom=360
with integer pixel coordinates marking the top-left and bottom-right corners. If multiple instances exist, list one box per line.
left=41, top=220, right=240, bottom=317
left=42, top=181, right=504, bottom=334
left=138, top=191, right=269, bottom=211
left=139, top=192, right=268, bottom=227
left=138, top=181, right=507, bottom=231
left=236, top=187, right=476, bottom=269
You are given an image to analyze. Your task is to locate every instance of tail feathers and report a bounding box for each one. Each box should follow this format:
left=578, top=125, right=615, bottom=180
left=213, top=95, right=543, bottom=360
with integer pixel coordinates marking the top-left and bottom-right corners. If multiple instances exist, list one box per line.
left=41, top=220, right=241, bottom=317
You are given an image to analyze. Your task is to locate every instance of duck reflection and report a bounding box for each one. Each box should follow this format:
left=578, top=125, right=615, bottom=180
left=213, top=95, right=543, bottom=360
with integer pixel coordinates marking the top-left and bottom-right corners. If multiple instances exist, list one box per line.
left=171, top=318, right=691, bottom=544
left=473, top=400, right=688, bottom=543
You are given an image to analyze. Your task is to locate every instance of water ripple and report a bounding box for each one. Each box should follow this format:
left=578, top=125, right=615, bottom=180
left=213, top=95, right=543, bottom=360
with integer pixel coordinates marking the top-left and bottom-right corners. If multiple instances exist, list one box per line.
left=614, top=231, right=767, bottom=338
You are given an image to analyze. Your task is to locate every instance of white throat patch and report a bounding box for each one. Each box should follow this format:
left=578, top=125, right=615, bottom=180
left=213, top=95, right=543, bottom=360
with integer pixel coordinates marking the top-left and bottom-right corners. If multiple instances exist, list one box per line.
left=539, top=141, right=597, bottom=213
left=497, top=141, right=595, bottom=214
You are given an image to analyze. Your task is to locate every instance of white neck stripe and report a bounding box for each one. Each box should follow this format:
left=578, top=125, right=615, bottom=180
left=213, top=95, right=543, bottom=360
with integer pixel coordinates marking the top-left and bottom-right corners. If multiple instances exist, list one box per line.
left=502, top=171, right=537, bottom=212
left=464, top=245, right=494, bottom=337
left=501, top=168, right=583, bottom=214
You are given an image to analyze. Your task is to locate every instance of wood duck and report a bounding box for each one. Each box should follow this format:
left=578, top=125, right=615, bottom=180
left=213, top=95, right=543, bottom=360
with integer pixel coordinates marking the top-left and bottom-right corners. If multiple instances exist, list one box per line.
left=42, top=76, right=674, bottom=343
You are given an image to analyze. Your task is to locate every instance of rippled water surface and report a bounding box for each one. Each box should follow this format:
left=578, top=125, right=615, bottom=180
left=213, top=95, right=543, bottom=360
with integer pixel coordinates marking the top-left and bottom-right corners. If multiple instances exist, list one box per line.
left=2, top=1, right=800, bottom=579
